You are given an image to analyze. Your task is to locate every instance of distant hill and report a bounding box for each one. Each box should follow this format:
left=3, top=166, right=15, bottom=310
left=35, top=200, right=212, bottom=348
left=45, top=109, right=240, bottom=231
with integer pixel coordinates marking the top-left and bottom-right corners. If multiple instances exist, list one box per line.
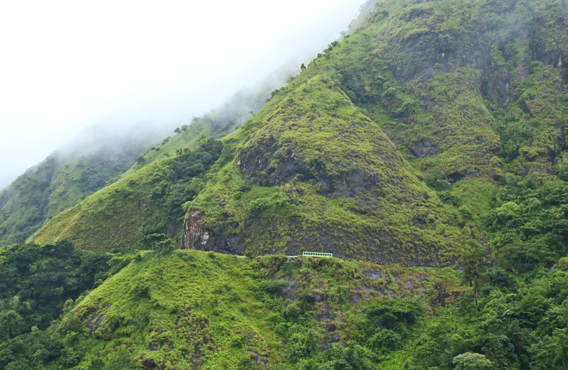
left=0, top=124, right=160, bottom=246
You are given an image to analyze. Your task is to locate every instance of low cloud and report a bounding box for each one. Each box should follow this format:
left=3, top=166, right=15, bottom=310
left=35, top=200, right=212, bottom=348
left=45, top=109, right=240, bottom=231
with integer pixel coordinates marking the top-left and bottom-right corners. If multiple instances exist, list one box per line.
left=0, top=0, right=367, bottom=189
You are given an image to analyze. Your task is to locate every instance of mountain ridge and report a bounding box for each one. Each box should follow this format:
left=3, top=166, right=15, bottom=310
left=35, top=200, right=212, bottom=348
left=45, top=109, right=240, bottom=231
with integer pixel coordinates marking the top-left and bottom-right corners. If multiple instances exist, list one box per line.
left=1, top=0, right=568, bottom=368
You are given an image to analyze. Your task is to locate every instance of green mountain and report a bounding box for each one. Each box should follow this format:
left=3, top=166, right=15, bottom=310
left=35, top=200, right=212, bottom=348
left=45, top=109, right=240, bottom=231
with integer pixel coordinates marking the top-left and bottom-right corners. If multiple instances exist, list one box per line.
left=31, top=0, right=568, bottom=268
left=0, top=125, right=161, bottom=246
left=1, top=61, right=295, bottom=251
left=29, top=65, right=298, bottom=251
left=2, top=0, right=568, bottom=368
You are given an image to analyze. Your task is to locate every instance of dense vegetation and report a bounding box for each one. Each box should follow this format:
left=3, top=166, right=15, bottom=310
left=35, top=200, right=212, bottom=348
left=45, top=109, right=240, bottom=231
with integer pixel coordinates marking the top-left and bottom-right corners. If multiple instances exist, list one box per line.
left=0, top=129, right=158, bottom=247
left=0, top=246, right=566, bottom=369
left=0, top=241, right=116, bottom=369
left=32, top=138, right=224, bottom=251
left=0, top=0, right=568, bottom=367
left=0, top=240, right=114, bottom=334
left=0, top=246, right=464, bottom=369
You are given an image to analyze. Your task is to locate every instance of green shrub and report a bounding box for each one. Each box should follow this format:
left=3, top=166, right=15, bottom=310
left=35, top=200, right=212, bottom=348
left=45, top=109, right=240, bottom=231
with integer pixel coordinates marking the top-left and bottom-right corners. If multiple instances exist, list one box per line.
left=425, top=170, right=450, bottom=191
left=369, top=329, right=402, bottom=354
left=286, top=325, right=318, bottom=363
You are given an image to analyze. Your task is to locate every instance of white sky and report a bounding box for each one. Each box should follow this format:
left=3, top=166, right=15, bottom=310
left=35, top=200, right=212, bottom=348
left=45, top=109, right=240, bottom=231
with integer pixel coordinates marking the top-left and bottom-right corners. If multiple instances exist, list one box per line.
left=0, top=0, right=365, bottom=190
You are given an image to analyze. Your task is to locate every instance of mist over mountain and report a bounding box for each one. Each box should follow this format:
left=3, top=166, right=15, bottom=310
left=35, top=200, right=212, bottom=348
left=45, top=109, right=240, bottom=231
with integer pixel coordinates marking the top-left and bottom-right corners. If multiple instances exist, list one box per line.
left=0, top=0, right=369, bottom=246
left=0, top=0, right=367, bottom=190
left=1, top=0, right=568, bottom=369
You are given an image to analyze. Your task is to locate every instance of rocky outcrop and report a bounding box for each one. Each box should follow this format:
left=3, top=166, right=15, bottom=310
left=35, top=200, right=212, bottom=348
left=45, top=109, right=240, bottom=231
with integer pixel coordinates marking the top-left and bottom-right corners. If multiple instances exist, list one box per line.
left=182, top=212, right=208, bottom=250
left=185, top=77, right=474, bottom=267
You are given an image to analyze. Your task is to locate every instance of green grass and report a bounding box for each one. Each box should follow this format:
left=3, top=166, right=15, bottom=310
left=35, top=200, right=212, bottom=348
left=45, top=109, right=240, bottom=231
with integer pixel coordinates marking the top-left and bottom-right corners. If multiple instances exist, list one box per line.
left=0, top=137, right=151, bottom=247
left=64, top=251, right=465, bottom=369
left=186, top=75, right=474, bottom=267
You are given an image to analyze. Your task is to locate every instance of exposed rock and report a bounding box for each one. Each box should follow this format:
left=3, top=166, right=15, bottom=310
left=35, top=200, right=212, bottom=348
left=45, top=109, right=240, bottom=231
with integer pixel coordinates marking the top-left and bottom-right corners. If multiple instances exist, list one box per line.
left=143, top=358, right=157, bottom=369
left=182, top=212, right=208, bottom=250
left=280, top=280, right=298, bottom=301
left=317, top=302, right=335, bottom=322
left=313, top=293, right=328, bottom=303
left=86, top=314, right=105, bottom=332
left=349, top=293, right=363, bottom=305
left=248, top=351, right=268, bottom=364
left=320, top=333, right=341, bottom=351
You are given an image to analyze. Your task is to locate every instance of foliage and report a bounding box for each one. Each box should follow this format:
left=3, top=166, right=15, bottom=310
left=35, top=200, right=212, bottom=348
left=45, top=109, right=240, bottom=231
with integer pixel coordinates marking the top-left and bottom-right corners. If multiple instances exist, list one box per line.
left=0, top=241, right=119, bottom=370
left=32, top=138, right=223, bottom=251
left=453, top=352, right=492, bottom=370
left=0, top=249, right=467, bottom=369
left=481, top=176, right=568, bottom=271
left=0, top=132, right=154, bottom=247
left=2, top=0, right=568, bottom=368
left=0, top=241, right=112, bottom=334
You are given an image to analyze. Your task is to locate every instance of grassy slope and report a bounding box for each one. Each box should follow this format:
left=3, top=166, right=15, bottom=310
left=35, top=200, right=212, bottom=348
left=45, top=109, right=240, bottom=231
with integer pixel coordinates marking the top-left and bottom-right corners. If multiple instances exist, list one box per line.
left=29, top=123, right=232, bottom=252
left=332, top=0, right=502, bottom=177
left=31, top=0, right=568, bottom=266
left=32, top=137, right=224, bottom=251
left=30, top=65, right=295, bottom=251
left=187, top=76, right=473, bottom=266
left=0, top=137, right=150, bottom=247
left=67, top=251, right=465, bottom=369
left=183, top=0, right=568, bottom=266
left=32, top=159, right=173, bottom=251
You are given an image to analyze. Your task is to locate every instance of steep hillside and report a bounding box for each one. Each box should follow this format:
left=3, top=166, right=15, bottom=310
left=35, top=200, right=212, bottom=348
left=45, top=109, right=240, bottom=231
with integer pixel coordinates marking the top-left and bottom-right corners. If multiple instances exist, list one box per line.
left=348, top=0, right=568, bottom=178
left=4, top=250, right=465, bottom=369
left=0, top=128, right=157, bottom=247
left=32, top=138, right=224, bottom=251
left=180, top=0, right=568, bottom=266
left=3, top=0, right=568, bottom=368
left=15, top=61, right=296, bottom=250
left=32, top=0, right=568, bottom=268
left=2, top=246, right=566, bottom=369
left=28, top=64, right=301, bottom=251
left=184, top=76, right=472, bottom=266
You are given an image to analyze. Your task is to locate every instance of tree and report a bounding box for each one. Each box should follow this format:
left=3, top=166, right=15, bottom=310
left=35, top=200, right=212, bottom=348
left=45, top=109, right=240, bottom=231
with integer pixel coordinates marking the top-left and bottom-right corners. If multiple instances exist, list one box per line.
left=424, top=170, right=450, bottom=191
left=135, top=156, right=146, bottom=167
left=0, top=310, right=24, bottom=340
left=156, top=237, right=175, bottom=263
left=174, top=127, right=181, bottom=134
left=139, top=233, right=175, bottom=263
left=139, top=233, right=169, bottom=251
left=558, top=153, right=568, bottom=181
left=366, top=298, right=424, bottom=330
left=286, top=325, right=318, bottom=363
left=453, top=352, right=492, bottom=370
left=530, top=328, right=568, bottom=369
left=301, top=63, right=306, bottom=71
left=461, top=240, right=487, bottom=306
left=369, top=328, right=402, bottom=354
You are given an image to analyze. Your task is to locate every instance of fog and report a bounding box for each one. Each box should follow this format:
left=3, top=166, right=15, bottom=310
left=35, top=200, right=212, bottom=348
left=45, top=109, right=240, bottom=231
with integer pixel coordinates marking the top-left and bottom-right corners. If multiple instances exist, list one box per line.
left=0, top=0, right=367, bottom=191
